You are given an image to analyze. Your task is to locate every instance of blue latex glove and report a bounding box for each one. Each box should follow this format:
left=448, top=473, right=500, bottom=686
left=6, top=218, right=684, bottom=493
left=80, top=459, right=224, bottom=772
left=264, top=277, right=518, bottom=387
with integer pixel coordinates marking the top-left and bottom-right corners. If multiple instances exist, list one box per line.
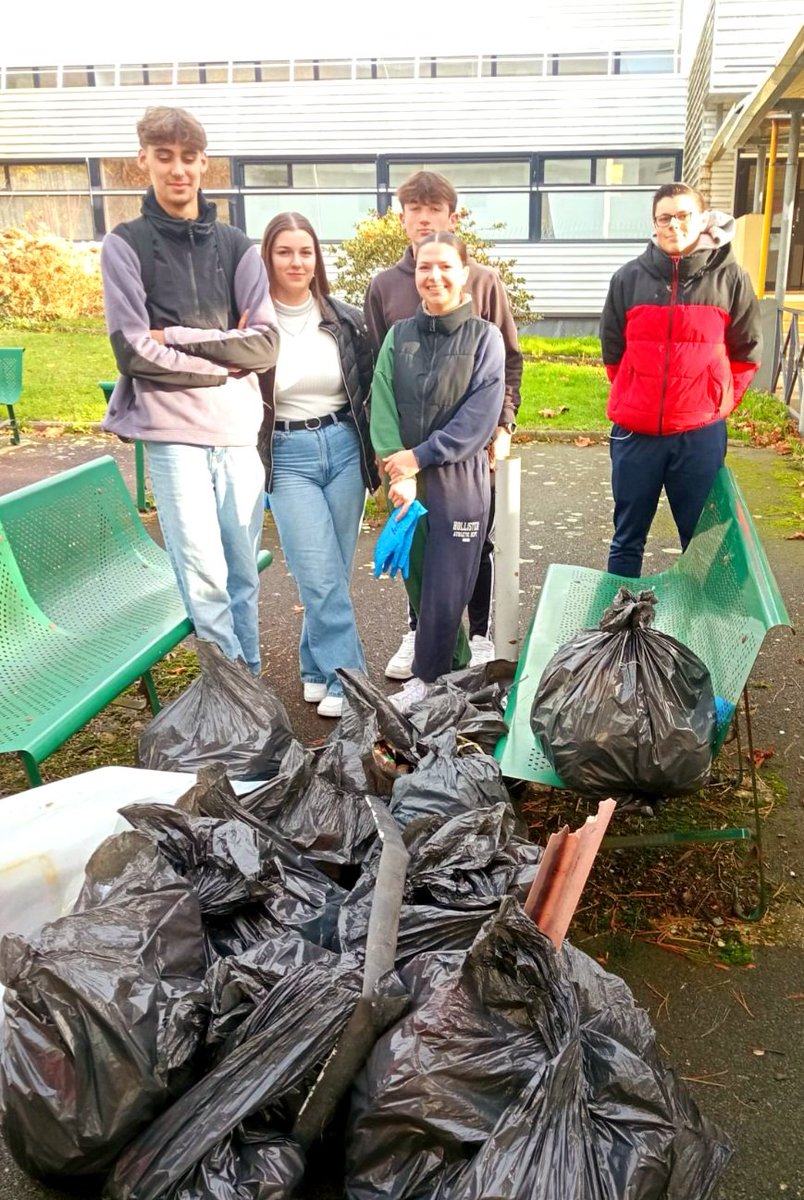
left=373, top=500, right=427, bottom=580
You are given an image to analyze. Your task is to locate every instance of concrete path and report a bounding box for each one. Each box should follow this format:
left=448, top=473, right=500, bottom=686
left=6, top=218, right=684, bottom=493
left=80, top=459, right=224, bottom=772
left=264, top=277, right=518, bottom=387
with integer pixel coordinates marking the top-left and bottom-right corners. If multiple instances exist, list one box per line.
left=0, top=432, right=801, bottom=1199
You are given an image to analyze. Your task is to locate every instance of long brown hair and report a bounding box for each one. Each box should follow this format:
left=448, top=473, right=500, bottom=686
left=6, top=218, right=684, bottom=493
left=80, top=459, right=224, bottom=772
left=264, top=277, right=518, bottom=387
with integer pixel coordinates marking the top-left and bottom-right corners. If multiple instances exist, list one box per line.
left=260, top=212, right=330, bottom=297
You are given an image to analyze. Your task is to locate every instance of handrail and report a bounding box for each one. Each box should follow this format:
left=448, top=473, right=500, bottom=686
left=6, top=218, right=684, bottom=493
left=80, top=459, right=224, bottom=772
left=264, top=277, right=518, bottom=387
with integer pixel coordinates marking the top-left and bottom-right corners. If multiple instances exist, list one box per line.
left=771, top=305, right=804, bottom=433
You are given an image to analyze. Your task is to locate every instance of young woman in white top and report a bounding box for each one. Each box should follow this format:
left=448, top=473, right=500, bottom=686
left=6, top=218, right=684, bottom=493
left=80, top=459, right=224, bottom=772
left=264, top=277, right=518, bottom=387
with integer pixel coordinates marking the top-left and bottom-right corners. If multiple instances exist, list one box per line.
left=258, top=212, right=379, bottom=718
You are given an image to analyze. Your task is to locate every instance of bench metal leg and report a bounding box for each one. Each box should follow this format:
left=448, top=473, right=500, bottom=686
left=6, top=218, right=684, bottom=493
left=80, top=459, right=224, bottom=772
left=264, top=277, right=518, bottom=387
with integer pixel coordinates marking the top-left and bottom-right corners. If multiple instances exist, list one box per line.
left=139, top=670, right=161, bottom=715
left=134, top=440, right=147, bottom=512
left=6, top=404, right=20, bottom=445
left=19, top=752, right=43, bottom=788
left=732, top=684, right=768, bottom=921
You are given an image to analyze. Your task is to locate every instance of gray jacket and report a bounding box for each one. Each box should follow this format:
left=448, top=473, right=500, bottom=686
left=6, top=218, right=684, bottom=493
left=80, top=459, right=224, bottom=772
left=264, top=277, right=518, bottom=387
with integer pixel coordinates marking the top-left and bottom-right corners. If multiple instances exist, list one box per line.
left=101, top=189, right=278, bottom=446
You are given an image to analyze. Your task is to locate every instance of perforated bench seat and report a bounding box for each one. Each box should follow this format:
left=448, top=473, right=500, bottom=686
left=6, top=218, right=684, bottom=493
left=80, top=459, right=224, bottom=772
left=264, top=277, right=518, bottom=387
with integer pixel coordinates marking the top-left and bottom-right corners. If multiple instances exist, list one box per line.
left=0, top=456, right=271, bottom=787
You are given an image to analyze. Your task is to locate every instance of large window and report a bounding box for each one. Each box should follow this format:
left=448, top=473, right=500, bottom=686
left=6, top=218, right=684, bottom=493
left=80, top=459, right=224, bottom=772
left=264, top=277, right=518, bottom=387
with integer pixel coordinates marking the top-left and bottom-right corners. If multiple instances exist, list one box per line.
left=100, top=158, right=233, bottom=230
left=551, top=54, right=609, bottom=76
left=538, top=153, right=677, bottom=240
left=616, top=51, right=675, bottom=74
left=0, top=162, right=92, bottom=239
left=241, top=160, right=377, bottom=240
left=541, top=191, right=652, bottom=239
left=388, top=159, right=530, bottom=240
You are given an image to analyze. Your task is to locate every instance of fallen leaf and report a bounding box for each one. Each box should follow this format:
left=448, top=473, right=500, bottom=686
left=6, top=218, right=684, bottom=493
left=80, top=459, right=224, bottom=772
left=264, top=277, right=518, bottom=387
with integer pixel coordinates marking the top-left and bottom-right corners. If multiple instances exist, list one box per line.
left=784, top=531, right=804, bottom=540
left=774, top=442, right=793, bottom=455
left=751, top=746, right=775, bottom=767
left=292, top=604, right=304, bottom=614
left=574, top=436, right=595, bottom=448
left=537, top=405, right=569, bottom=418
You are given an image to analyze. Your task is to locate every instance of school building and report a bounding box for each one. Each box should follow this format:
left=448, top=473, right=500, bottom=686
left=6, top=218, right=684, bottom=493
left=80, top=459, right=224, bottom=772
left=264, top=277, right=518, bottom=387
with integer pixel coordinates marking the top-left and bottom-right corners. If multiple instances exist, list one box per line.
left=0, top=0, right=801, bottom=329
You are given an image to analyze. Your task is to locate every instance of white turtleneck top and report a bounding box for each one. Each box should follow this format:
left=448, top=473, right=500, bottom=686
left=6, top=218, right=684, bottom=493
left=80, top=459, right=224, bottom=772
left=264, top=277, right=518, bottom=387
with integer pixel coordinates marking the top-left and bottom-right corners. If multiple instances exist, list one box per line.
left=273, top=295, right=347, bottom=422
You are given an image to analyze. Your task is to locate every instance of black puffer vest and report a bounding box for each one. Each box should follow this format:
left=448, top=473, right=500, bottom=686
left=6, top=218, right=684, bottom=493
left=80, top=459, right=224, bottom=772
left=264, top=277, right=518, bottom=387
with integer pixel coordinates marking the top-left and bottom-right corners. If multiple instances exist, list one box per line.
left=258, top=293, right=379, bottom=493
left=392, top=301, right=491, bottom=448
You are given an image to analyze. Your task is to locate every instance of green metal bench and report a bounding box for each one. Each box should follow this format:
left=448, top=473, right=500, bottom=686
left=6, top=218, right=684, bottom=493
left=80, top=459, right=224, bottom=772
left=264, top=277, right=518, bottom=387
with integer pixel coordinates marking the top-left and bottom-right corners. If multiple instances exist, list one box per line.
left=495, top=466, right=792, bottom=911
left=0, top=455, right=272, bottom=789
left=0, top=347, right=23, bottom=445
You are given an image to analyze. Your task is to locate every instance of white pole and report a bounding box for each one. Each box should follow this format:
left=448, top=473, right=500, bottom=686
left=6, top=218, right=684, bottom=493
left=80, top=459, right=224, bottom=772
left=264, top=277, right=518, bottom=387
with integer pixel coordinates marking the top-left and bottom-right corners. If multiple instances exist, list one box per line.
left=494, top=455, right=521, bottom=662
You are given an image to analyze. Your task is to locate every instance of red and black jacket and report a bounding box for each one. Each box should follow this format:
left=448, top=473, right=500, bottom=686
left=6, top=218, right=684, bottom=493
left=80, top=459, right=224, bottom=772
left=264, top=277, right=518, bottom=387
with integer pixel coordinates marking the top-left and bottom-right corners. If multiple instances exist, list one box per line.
left=600, top=240, right=761, bottom=436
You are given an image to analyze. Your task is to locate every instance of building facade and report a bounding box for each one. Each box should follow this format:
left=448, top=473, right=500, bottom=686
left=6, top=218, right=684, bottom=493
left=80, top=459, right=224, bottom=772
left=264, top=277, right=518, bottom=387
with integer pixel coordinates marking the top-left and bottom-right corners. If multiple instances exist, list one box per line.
left=684, top=0, right=803, bottom=292
left=0, top=0, right=692, bottom=327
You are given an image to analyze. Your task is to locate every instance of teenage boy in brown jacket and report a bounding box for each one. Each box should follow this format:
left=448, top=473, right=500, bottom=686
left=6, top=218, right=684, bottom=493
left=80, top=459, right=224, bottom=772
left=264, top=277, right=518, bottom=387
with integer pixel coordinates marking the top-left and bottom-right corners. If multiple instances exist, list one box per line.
left=364, top=170, right=523, bottom=679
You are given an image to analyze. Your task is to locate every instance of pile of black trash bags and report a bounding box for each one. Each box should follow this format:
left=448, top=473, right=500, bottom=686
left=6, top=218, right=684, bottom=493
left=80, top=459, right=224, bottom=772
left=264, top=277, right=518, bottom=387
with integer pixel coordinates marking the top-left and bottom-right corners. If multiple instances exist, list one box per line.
left=0, top=656, right=732, bottom=1200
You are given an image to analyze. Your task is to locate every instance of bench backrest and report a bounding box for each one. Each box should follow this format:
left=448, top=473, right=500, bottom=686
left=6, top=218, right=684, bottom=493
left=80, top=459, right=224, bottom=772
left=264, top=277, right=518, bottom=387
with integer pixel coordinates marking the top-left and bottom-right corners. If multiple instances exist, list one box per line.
left=498, top=466, right=792, bottom=783
left=0, top=455, right=172, bottom=631
left=0, top=348, right=24, bottom=405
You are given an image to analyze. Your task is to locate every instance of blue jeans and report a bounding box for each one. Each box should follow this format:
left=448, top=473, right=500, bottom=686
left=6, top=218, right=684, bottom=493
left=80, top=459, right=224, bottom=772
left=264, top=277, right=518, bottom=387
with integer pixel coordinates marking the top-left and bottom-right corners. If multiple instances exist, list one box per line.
left=268, top=421, right=367, bottom=697
left=145, top=442, right=265, bottom=671
left=608, top=420, right=727, bottom=577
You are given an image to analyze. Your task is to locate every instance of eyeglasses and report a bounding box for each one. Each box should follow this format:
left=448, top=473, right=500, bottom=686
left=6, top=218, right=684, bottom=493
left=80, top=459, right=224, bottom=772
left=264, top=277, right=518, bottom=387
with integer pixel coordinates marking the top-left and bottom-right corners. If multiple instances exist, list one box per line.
left=654, top=211, right=696, bottom=228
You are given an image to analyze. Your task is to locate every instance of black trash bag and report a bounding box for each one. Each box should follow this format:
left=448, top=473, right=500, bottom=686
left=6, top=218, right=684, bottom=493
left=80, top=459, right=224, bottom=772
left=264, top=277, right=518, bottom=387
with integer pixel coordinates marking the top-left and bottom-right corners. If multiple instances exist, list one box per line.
left=346, top=898, right=732, bottom=1200
left=121, top=801, right=345, bottom=956
left=335, top=669, right=421, bottom=794
left=202, top=933, right=352, bottom=1063
left=137, top=639, right=294, bottom=780
left=0, top=834, right=209, bottom=1183
left=390, top=729, right=511, bottom=827
left=338, top=805, right=540, bottom=963
left=164, top=1113, right=306, bottom=1200
left=181, top=759, right=378, bottom=872
left=530, top=587, right=716, bottom=798
left=406, top=660, right=515, bottom=752
left=104, top=954, right=367, bottom=1200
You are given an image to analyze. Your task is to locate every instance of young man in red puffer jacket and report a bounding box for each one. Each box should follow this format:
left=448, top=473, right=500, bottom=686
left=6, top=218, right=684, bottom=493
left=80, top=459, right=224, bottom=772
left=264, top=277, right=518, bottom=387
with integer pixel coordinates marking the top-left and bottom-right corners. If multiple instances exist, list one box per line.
left=600, top=182, right=761, bottom=577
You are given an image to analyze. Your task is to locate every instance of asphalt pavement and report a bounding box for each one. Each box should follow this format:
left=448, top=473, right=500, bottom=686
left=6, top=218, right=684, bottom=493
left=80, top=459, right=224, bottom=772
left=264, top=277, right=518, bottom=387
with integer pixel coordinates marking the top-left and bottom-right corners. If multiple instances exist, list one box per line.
left=0, top=431, right=801, bottom=1199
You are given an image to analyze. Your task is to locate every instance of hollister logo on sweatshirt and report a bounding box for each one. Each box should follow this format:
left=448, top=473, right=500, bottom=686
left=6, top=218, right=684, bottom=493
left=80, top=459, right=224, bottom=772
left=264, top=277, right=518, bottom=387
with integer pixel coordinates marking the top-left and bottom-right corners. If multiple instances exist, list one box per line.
left=452, top=520, right=480, bottom=543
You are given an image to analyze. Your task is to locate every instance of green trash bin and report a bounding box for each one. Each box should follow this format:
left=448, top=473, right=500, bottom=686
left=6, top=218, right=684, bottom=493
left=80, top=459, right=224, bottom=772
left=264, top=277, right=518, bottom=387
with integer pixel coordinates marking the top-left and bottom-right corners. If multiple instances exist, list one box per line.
left=98, top=380, right=148, bottom=512
left=0, top=347, right=24, bottom=445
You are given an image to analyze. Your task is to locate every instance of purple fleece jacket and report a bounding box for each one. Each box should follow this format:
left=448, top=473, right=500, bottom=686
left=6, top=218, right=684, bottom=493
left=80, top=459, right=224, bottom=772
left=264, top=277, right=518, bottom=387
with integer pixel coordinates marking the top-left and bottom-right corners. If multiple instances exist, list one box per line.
left=101, top=226, right=277, bottom=447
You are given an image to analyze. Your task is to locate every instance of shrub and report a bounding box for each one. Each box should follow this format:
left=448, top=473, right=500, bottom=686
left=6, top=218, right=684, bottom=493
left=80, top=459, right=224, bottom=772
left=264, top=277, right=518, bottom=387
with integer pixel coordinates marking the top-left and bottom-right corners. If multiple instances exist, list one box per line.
left=333, top=208, right=535, bottom=326
left=0, top=227, right=104, bottom=325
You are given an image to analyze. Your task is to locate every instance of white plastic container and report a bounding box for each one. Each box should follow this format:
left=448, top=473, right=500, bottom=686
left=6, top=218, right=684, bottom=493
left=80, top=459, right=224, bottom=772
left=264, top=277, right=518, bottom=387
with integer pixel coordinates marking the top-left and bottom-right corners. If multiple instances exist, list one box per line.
left=0, top=765, right=259, bottom=941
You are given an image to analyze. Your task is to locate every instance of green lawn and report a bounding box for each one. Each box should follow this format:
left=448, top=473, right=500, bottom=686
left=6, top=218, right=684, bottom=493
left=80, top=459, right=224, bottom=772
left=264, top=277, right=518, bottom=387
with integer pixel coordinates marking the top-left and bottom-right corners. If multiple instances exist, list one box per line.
left=0, top=327, right=116, bottom=424
left=0, top=326, right=792, bottom=444
left=520, top=334, right=601, bottom=359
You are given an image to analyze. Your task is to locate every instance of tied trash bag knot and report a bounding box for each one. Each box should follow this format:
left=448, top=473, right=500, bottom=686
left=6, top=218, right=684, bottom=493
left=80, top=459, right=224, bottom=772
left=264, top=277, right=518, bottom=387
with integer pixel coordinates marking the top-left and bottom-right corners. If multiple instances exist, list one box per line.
left=373, top=499, right=427, bottom=580
left=598, top=585, right=657, bottom=631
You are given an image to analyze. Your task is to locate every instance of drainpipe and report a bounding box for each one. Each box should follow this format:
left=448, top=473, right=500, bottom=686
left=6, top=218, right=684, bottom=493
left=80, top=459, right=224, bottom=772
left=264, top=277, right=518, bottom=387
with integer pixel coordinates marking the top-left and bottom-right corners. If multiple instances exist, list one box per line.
left=758, top=119, right=779, bottom=299
left=774, top=107, right=803, bottom=311
left=752, top=145, right=766, bottom=214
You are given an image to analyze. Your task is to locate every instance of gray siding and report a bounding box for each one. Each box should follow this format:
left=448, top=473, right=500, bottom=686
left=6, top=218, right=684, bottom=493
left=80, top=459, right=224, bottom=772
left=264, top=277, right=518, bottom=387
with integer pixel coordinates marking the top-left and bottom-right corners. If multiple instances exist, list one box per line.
left=710, top=0, right=803, bottom=94
left=500, top=242, right=641, bottom=316
left=683, top=2, right=715, bottom=187
left=0, top=76, right=687, bottom=159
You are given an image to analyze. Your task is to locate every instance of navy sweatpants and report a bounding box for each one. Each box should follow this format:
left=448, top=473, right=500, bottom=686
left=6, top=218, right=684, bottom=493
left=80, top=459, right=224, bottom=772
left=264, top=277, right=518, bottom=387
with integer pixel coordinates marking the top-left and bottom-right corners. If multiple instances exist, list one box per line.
left=608, top=419, right=727, bottom=577
left=407, top=476, right=495, bottom=639
left=404, top=455, right=491, bottom=682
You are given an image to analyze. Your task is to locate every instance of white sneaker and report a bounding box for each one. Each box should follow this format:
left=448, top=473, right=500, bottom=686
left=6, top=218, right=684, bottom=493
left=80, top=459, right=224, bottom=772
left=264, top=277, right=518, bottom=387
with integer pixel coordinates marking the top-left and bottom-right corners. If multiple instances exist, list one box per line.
left=303, top=681, right=328, bottom=703
left=469, top=635, right=495, bottom=666
left=385, top=630, right=417, bottom=680
left=317, top=694, right=343, bottom=719
left=389, top=676, right=429, bottom=713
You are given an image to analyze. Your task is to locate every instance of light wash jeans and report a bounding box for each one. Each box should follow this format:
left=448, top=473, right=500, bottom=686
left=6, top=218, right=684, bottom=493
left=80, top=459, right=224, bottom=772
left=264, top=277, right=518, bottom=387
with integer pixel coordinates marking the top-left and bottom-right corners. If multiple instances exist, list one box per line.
left=268, top=420, right=367, bottom=698
left=145, top=442, right=265, bottom=672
